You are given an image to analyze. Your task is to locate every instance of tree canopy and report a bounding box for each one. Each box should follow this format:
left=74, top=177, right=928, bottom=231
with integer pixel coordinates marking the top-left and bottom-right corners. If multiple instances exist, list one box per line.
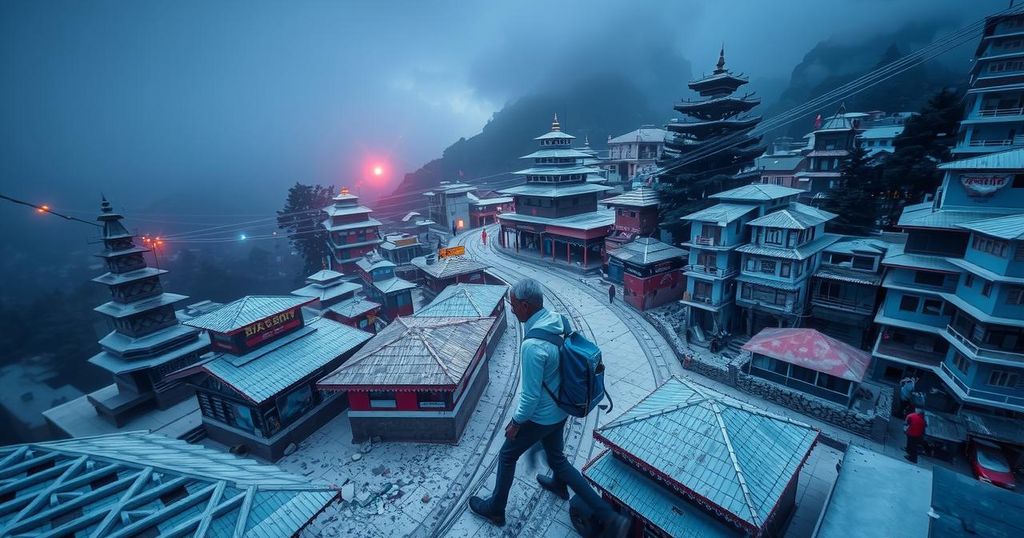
left=277, top=183, right=335, bottom=275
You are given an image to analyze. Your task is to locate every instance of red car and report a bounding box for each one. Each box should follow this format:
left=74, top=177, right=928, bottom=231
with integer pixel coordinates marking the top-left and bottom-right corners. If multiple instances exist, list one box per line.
left=968, top=439, right=1017, bottom=490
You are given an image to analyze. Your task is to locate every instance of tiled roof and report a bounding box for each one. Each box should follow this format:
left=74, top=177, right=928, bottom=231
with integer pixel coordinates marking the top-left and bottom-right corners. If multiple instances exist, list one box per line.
left=190, top=317, right=372, bottom=402
left=681, top=203, right=756, bottom=224
left=755, top=155, right=804, bottom=172
left=322, top=204, right=372, bottom=218
left=371, top=276, right=418, bottom=294
left=813, top=267, right=882, bottom=286
left=881, top=243, right=960, bottom=273
left=608, top=127, right=669, bottom=144
left=938, top=147, right=1024, bottom=170
left=327, top=297, right=381, bottom=318
left=291, top=280, right=361, bottom=303
left=743, top=328, right=872, bottom=382
left=710, top=184, right=803, bottom=201
left=498, top=210, right=615, bottom=231
left=746, top=203, right=835, bottom=230
left=600, top=187, right=660, bottom=208
left=608, top=237, right=687, bottom=265
left=414, top=283, right=507, bottom=318
left=735, top=234, right=841, bottom=260
left=594, top=377, right=818, bottom=531
left=94, top=293, right=189, bottom=319
left=520, top=148, right=593, bottom=159
left=318, top=317, right=497, bottom=388
left=736, top=273, right=802, bottom=291
left=513, top=165, right=604, bottom=176
left=0, top=431, right=334, bottom=537
left=957, top=213, right=1024, bottom=240
left=183, top=296, right=313, bottom=333
left=499, top=182, right=613, bottom=197
left=411, top=254, right=489, bottom=280
left=322, top=217, right=383, bottom=232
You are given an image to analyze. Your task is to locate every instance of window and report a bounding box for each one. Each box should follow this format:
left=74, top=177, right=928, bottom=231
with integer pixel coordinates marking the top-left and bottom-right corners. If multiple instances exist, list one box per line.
left=953, top=353, right=971, bottom=374
left=278, top=385, right=314, bottom=423
left=899, top=295, right=920, bottom=312
left=417, top=391, right=448, bottom=409
left=781, top=262, right=792, bottom=277
left=1016, top=246, right=1024, bottom=261
left=973, top=236, right=1008, bottom=257
left=760, top=260, right=776, bottom=274
left=1008, top=287, right=1024, bottom=305
left=852, top=256, right=875, bottom=271
left=765, top=228, right=783, bottom=245
left=369, top=390, right=397, bottom=408
left=745, top=258, right=755, bottom=271
left=790, top=365, right=818, bottom=384
left=982, top=280, right=993, bottom=297
left=913, top=271, right=946, bottom=287
left=740, top=283, right=752, bottom=299
left=965, top=274, right=975, bottom=287
left=988, top=370, right=1020, bottom=388
left=816, top=374, right=852, bottom=395
left=1014, top=174, right=1024, bottom=188
left=922, top=299, right=943, bottom=315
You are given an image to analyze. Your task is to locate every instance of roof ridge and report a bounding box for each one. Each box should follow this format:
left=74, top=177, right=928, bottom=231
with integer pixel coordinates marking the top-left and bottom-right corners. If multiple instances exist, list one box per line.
left=414, top=324, right=458, bottom=384
left=707, top=399, right=761, bottom=526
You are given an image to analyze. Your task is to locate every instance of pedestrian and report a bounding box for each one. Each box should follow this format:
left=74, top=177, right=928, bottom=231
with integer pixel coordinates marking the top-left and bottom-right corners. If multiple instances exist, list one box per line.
left=481, top=228, right=487, bottom=245
left=899, top=375, right=917, bottom=416
left=608, top=284, right=615, bottom=304
left=904, top=405, right=926, bottom=463
left=469, top=279, right=629, bottom=537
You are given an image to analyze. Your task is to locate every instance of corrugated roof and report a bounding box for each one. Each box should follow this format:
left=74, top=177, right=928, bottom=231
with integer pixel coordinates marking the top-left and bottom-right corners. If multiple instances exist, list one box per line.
left=736, top=273, right=802, bottom=291
left=322, top=204, right=372, bottom=218
left=600, top=187, right=660, bottom=207
left=414, top=283, right=507, bottom=318
left=897, top=205, right=1016, bottom=230
left=755, top=155, right=804, bottom=172
left=681, top=203, right=756, bottom=224
left=0, top=431, right=334, bottom=537
left=94, top=293, right=189, bottom=319
left=938, top=147, right=1024, bottom=170
left=957, top=213, right=1024, bottom=240
left=499, top=182, right=613, bottom=197
left=534, top=131, right=576, bottom=140
left=371, top=276, right=418, bottom=294
left=608, top=127, right=669, bottom=145
left=860, top=126, right=903, bottom=139
left=594, top=377, right=818, bottom=531
left=608, top=237, right=687, bottom=265
left=881, top=243, right=960, bottom=273
left=318, top=316, right=497, bottom=388
left=322, top=217, right=383, bottom=232
left=184, top=296, right=313, bottom=333
left=194, top=317, right=372, bottom=402
left=743, top=328, right=872, bottom=382
left=327, top=297, right=381, bottom=318
left=498, top=210, right=615, bottom=231
left=411, top=254, right=489, bottom=279
left=813, top=267, right=882, bottom=286
left=520, top=148, right=593, bottom=159
left=735, top=234, right=841, bottom=261
left=710, top=184, right=803, bottom=201
left=585, top=451, right=731, bottom=537
left=513, top=165, right=603, bottom=176
left=746, top=203, right=836, bottom=230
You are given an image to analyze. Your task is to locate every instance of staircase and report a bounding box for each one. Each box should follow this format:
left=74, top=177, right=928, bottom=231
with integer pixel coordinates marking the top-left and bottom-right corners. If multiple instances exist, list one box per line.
left=724, top=335, right=750, bottom=358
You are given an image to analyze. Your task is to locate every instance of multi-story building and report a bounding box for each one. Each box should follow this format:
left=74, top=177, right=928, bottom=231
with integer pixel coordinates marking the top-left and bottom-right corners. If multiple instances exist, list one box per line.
left=736, top=201, right=839, bottom=336
left=322, top=188, right=383, bottom=274
left=679, top=184, right=805, bottom=341
left=808, top=237, right=891, bottom=349
left=872, top=148, right=1024, bottom=418
left=355, top=251, right=417, bottom=321
left=602, top=126, right=668, bottom=187
left=754, top=153, right=806, bottom=189
left=794, top=110, right=861, bottom=204
left=956, top=11, right=1024, bottom=156
left=424, top=181, right=476, bottom=235
left=468, top=193, right=515, bottom=227
left=859, top=125, right=904, bottom=162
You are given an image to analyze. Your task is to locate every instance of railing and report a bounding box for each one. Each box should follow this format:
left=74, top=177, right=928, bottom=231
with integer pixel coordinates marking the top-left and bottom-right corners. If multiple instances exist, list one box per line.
left=968, top=138, right=1015, bottom=147
left=695, top=236, right=718, bottom=246
left=940, top=362, right=1024, bottom=407
left=945, top=324, right=1024, bottom=362
left=736, top=296, right=804, bottom=314
left=873, top=333, right=945, bottom=367
left=684, top=265, right=738, bottom=278
left=683, top=294, right=728, bottom=308
left=978, top=106, right=1024, bottom=117
left=810, top=294, right=875, bottom=313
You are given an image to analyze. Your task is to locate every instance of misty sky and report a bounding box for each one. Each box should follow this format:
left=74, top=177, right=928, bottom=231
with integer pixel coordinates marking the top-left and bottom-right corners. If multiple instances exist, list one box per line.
left=0, top=0, right=1001, bottom=263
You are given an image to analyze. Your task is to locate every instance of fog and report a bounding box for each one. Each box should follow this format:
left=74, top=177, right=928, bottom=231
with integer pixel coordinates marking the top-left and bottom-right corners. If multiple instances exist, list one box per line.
left=0, top=0, right=1000, bottom=292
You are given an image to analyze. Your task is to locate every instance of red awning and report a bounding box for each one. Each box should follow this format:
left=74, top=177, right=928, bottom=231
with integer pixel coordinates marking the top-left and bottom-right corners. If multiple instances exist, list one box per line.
left=742, top=328, right=871, bottom=382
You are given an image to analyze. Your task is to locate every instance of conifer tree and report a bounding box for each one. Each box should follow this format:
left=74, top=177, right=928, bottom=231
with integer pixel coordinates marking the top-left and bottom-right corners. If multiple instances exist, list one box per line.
left=277, top=183, right=335, bottom=275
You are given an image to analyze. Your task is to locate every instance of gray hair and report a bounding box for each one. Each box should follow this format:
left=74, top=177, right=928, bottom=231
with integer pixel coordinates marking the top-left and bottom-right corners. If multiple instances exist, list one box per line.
left=511, top=278, right=544, bottom=307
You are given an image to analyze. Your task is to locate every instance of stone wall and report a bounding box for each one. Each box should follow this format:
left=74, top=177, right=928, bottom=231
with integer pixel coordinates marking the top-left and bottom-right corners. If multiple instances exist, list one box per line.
left=642, top=309, right=733, bottom=384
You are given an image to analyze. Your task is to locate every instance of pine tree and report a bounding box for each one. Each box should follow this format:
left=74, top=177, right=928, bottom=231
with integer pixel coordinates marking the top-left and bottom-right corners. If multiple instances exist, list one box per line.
left=277, top=183, right=335, bottom=275
left=879, top=89, right=962, bottom=226
left=822, top=145, right=878, bottom=235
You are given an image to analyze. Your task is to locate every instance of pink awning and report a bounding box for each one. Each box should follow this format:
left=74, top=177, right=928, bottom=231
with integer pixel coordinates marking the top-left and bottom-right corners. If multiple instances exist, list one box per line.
left=742, top=328, right=871, bottom=382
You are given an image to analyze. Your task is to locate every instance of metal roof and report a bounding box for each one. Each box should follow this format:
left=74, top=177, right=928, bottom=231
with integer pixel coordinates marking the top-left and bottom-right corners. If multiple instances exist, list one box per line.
left=608, top=237, right=686, bottom=265
left=735, top=233, right=840, bottom=261
left=91, top=266, right=168, bottom=286
left=681, top=203, right=756, bottom=224
left=318, top=316, right=497, bottom=388
left=410, top=254, right=489, bottom=280
left=513, top=165, right=603, bottom=176
left=709, top=184, right=803, bottom=201
left=90, top=330, right=211, bottom=375
left=414, top=283, right=507, bottom=318
left=594, top=377, right=818, bottom=531
left=370, top=276, right=418, bottom=294
left=469, top=196, right=514, bottom=206
left=534, top=131, right=576, bottom=140
left=303, top=269, right=344, bottom=284
left=742, top=328, right=872, bottom=382
left=746, top=203, right=835, bottom=230
left=584, top=451, right=733, bottom=537
left=0, top=431, right=335, bottom=537
left=327, top=297, right=381, bottom=318
left=499, top=182, right=612, bottom=197
left=608, top=127, right=669, bottom=145
left=813, top=267, right=882, bottom=286
left=497, top=210, right=615, bottom=231
left=823, top=237, right=888, bottom=255
left=930, top=467, right=1024, bottom=538
left=184, top=296, right=313, bottom=333
left=881, top=244, right=960, bottom=273
left=736, top=273, right=802, bottom=291
left=291, top=276, right=361, bottom=303
left=189, top=317, right=372, bottom=402
left=322, top=204, right=372, bottom=218
left=937, top=147, right=1024, bottom=170
left=519, top=148, right=593, bottom=159
left=897, top=205, right=1016, bottom=230
left=956, top=212, right=1024, bottom=240
left=859, top=125, right=903, bottom=139
left=356, top=254, right=396, bottom=272
left=322, top=217, right=383, bottom=232
left=94, top=293, right=189, bottom=319
left=755, top=155, right=804, bottom=172
left=600, top=187, right=660, bottom=208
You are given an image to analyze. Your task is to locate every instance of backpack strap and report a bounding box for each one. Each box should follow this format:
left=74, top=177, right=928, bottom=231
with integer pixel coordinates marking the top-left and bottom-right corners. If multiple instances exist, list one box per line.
left=524, top=327, right=566, bottom=407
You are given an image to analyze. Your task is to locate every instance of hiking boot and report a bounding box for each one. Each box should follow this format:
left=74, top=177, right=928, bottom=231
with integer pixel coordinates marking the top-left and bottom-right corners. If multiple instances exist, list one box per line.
left=468, top=496, right=505, bottom=527
left=536, top=474, right=569, bottom=500
left=602, top=513, right=631, bottom=538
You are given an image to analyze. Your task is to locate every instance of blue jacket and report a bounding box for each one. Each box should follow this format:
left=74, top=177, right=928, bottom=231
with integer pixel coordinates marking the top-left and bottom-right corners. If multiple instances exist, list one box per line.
left=513, top=308, right=569, bottom=426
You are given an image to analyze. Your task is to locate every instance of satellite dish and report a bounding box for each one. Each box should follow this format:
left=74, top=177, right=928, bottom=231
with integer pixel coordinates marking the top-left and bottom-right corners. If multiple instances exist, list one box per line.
left=402, top=211, right=421, bottom=222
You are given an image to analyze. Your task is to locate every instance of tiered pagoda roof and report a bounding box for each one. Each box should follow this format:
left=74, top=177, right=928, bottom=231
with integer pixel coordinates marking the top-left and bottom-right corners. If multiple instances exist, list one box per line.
left=600, top=186, right=661, bottom=208
left=501, top=114, right=612, bottom=199
left=291, top=269, right=362, bottom=305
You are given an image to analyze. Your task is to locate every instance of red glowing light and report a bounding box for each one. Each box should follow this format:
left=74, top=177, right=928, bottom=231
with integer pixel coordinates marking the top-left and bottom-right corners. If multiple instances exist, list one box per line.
left=37, top=204, right=50, bottom=214
left=373, top=165, right=384, bottom=177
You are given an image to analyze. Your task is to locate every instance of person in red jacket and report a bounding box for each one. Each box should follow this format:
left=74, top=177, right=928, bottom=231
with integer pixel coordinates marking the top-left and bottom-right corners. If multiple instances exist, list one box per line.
left=904, top=406, right=927, bottom=463
left=481, top=228, right=487, bottom=245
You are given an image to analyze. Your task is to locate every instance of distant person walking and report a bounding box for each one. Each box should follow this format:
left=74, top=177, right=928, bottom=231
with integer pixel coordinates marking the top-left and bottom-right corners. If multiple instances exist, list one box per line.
left=904, top=405, right=927, bottom=463
left=608, top=284, right=615, bottom=304
left=481, top=228, right=487, bottom=245
left=899, top=375, right=918, bottom=416
left=469, top=279, right=628, bottom=537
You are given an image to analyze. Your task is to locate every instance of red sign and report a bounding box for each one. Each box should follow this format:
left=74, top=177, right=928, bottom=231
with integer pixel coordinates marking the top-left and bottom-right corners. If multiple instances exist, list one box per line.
left=242, top=307, right=301, bottom=347
left=961, top=174, right=1012, bottom=197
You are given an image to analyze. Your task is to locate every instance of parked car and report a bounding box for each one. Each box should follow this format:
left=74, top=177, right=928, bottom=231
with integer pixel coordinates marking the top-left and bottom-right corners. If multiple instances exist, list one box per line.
left=968, top=438, right=1017, bottom=490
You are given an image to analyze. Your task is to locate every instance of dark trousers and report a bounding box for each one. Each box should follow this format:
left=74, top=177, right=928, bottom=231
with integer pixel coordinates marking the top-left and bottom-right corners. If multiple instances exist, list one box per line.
left=905, top=435, right=924, bottom=462
left=490, top=420, right=613, bottom=523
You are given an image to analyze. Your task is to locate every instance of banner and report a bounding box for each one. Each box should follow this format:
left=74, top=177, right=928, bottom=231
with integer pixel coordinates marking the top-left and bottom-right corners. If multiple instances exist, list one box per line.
left=961, top=174, right=1012, bottom=197
left=439, top=246, right=465, bottom=258
left=242, top=307, right=301, bottom=347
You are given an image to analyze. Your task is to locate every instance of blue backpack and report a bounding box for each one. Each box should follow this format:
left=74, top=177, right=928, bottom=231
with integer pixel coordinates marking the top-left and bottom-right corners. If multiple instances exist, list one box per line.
left=526, top=314, right=611, bottom=418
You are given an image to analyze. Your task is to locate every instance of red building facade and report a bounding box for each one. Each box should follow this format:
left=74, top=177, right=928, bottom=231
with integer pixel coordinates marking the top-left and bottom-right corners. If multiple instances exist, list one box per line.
left=410, top=253, right=490, bottom=295
left=600, top=187, right=662, bottom=264
left=322, top=189, right=383, bottom=274
left=356, top=252, right=416, bottom=321
left=608, top=238, right=687, bottom=311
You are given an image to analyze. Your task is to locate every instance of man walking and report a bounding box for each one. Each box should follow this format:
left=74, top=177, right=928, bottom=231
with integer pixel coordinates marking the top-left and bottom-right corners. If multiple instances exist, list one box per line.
left=470, top=279, right=628, bottom=537
left=608, top=284, right=615, bottom=304
left=904, top=405, right=926, bottom=463
left=481, top=228, right=488, bottom=245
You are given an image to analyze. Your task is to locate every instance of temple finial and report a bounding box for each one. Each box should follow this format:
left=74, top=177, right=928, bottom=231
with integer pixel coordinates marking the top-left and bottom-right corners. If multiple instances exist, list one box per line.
left=715, top=44, right=726, bottom=73
left=551, top=113, right=561, bottom=132
left=100, top=195, right=113, bottom=214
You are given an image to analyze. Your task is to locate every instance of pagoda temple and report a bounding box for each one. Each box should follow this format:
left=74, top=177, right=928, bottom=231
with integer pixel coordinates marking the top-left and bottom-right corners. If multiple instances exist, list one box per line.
left=497, top=114, right=615, bottom=271
left=85, top=198, right=211, bottom=427
left=659, top=47, right=763, bottom=185
left=322, top=188, right=383, bottom=274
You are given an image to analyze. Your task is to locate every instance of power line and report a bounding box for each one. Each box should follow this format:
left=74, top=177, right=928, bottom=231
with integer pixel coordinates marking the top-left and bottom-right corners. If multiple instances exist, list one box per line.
left=0, top=194, right=101, bottom=228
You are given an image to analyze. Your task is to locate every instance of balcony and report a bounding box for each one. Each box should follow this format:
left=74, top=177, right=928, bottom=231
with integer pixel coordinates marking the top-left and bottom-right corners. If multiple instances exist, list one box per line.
left=684, top=265, right=738, bottom=279
left=695, top=236, right=718, bottom=247
left=945, top=324, right=1024, bottom=363
left=966, top=136, right=1024, bottom=148
left=939, top=362, right=1024, bottom=410
left=872, top=333, right=944, bottom=369
left=681, top=293, right=730, bottom=311
left=810, top=294, right=875, bottom=315
left=736, top=296, right=804, bottom=315
left=977, top=106, right=1024, bottom=118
